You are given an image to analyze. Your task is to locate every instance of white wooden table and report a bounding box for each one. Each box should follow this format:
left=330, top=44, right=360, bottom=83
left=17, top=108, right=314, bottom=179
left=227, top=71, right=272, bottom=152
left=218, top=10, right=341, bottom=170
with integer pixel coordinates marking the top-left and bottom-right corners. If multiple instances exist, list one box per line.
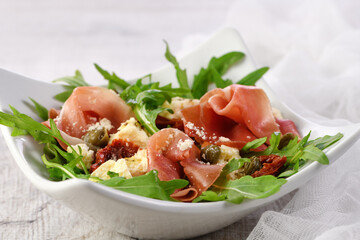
left=0, top=1, right=295, bottom=239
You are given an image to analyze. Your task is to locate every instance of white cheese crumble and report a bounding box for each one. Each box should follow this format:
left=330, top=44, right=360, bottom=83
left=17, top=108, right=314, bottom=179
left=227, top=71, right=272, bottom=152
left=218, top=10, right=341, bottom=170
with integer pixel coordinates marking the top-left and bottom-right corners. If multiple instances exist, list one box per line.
left=217, top=145, right=241, bottom=165
left=109, top=117, right=149, bottom=148
left=218, top=136, right=230, bottom=142
left=87, top=118, right=113, bottom=132
left=185, top=121, right=207, bottom=140
left=124, top=149, right=148, bottom=177
left=177, top=139, right=194, bottom=151
left=67, top=144, right=94, bottom=170
left=159, top=97, right=199, bottom=119
left=90, top=159, right=132, bottom=180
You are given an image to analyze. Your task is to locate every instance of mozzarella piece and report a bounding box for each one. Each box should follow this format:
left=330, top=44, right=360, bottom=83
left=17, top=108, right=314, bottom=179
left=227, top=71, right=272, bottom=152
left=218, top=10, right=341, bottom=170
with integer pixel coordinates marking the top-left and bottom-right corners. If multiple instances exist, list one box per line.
left=125, top=149, right=148, bottom=177
left=109, top=117, right=149, bottom=148
left=217, top=145, right=241, bottom=165
left=159, top=97, right=199, bottom=119
left=90, top=159, right=132, bottom=180
left=67, top=144, right=94, bottom=170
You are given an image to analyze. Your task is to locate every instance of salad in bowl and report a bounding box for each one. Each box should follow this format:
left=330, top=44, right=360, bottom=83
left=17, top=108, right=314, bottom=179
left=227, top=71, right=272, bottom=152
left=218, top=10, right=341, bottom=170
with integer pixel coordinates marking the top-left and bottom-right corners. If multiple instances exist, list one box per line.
left=0, top=28, right=357, bottom=239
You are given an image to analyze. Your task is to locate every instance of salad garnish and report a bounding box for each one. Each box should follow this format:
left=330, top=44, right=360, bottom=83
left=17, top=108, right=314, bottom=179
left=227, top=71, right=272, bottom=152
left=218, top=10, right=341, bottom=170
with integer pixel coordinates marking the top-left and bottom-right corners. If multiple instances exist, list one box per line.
left=0, top=42, right=343, bottom=203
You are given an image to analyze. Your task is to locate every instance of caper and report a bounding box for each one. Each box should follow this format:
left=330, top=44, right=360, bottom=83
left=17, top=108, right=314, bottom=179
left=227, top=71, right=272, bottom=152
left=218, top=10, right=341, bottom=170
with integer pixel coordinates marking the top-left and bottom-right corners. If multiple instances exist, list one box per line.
left=201, top=145, right=221, bottom=164
left=243, top=156, right=262, bottom=175
left=278, top=133, right=296, bottom=150
left=83, top=127, right=109, bottom=148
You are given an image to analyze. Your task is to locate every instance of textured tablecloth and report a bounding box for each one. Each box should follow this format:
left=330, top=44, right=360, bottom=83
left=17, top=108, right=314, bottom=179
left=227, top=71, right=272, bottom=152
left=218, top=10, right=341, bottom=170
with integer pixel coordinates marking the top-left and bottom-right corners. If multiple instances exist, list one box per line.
left=1, top=1, right=359, bottom=239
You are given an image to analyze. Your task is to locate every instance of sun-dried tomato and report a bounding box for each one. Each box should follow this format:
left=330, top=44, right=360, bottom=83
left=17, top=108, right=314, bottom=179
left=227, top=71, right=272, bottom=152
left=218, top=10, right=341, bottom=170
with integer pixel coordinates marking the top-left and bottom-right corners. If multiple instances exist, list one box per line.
left=251, top=154, right=287, bottom=178
left=90, top=139, right=139, bottom=172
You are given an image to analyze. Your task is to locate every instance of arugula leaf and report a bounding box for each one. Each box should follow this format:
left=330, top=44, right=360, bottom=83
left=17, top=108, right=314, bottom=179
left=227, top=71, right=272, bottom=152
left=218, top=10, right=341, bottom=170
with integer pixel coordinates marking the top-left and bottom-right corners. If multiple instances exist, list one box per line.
left=213, top=176, right=287, bottom=204
left=52, top=70, right=90, bottom=102
left=100, top=170, right=188, bottom=201
left=277, top=170, right=297, bottom=178
left=241, top=137, right=267, bottom=152
left=0, top=106, right=56, bottom=142
left=164, top=41, right=193, bottom=99
left=119, top=78, right=189, bottom=135
left=94, top=64, right=130, bottom=91
left=191, top=68, right=210, bottom=99
left=191, top=51, right=245, bottom=99
left=210, top=52, right=245, bottom=75
left=193, top=190, right=226, bottom=203
left=133, top=89, right=172, bottom=134
left=236, top=67, right=269, bottom=86
left=301, top=145, right=329, bottom=165
left=160, top=179, right=189, bottom=196
left=209, top=65, right=233, bottom=88
left=306, top=133, right=343, bottom=150
left=41, top=149, right=88, bottom=180
left=28, top=98, right=49, bottom=121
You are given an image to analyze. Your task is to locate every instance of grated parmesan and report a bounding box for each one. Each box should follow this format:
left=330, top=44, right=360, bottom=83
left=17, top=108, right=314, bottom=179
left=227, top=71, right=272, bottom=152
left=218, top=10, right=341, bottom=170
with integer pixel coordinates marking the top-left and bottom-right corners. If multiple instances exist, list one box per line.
left=87, top=118, right=113, bottom=132
left=177, top=139, right=194, bottom=151
left=218, top=136, right=230, bottom=142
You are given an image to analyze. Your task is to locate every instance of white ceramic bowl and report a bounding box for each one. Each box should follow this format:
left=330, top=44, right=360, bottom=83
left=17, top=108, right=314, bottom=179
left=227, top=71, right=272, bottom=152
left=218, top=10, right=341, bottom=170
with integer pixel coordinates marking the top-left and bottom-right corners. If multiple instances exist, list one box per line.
left=1, top=28, right=360, bottom=239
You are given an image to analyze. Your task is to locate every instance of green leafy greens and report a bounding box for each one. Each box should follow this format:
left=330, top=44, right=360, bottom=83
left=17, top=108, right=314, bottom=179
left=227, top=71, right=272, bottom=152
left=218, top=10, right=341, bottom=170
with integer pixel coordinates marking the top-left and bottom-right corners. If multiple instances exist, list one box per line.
left=164, top=41, right=193, bottom=99
left=0, top=41, right=344, bottom=204
left=28, top=97, right=49, bottom=121
left=191, top=52, right=269, bottom=99
left=95, top=65, right=190, bottom=135
left=195, top=158, right=287, bottom=203
left=194, top=132, right=343, bottom=203
left=0, top=107, right=188, bottom=201
left=100, top=170, right=188, bottom=201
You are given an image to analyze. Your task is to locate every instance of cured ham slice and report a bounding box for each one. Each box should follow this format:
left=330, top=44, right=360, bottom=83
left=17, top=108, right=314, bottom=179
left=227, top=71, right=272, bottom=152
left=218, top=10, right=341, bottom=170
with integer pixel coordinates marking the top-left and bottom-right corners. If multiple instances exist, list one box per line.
left=182, top=84, right=299, bottom=149
left=147, top=128, right=224, bottom=202
left=56, top=86, right=134, bottom=139
left=276, top=118, right=300, bottom=137
left=182, top=104, right=261, bottom=150
left=203, top=85, right=280, bottom=140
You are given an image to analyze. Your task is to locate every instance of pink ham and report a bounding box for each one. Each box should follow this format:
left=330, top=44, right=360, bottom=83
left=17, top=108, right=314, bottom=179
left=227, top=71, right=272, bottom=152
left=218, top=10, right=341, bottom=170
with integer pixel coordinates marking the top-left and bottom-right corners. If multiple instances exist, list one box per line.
left=203, top=85, right=280, bottom=140
left=182, top=84, right=299, bottom=149
left=276, top=118, right=300, bottom=137
left=147, top=128, right=224, bottom=202
left=56, top=86, right=134, bottom=139
left=182, top=104, right=261, bottom=150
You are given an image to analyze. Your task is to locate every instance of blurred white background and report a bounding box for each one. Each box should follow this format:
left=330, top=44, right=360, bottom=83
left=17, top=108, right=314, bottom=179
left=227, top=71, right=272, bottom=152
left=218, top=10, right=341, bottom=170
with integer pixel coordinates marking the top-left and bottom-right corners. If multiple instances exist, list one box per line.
left=1, top=0, right=360, bottom=239
left=0, top=0, right=234, bottom=84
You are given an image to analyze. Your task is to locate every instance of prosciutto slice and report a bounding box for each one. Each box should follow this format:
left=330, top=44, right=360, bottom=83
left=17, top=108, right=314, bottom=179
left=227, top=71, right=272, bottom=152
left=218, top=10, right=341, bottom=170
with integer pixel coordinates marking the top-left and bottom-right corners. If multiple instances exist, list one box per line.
left=56, top=86, right=134, bottom=139
left=147, top=128, right=224, bottom=202
left=276, top=118, right=300, bottom=137
left=182, top=84, right=299, bottom=149
left=203, top=85, right=280, bottom=139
